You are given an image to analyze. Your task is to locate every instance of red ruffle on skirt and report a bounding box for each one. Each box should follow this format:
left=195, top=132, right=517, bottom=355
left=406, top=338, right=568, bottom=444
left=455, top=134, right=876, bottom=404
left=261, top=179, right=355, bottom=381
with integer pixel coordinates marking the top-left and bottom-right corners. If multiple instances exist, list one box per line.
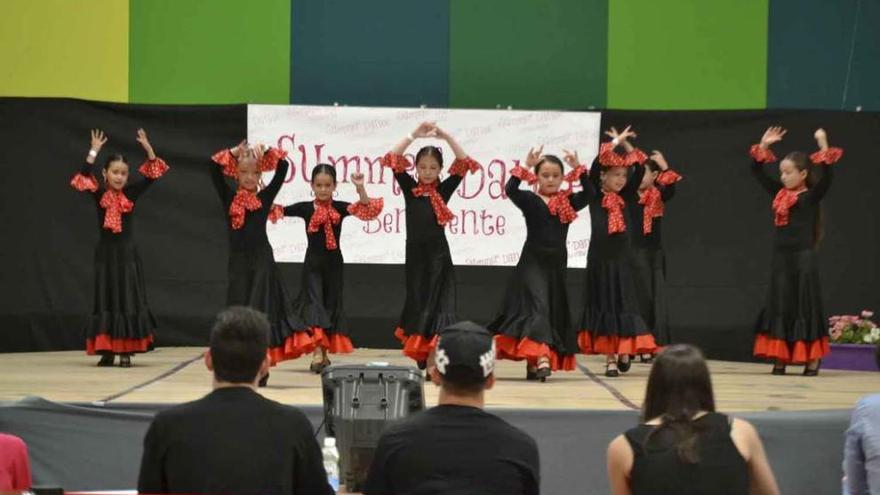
left=577, top=331, right=658, bottom=355
left=394, top=327, right=438, bottom=362
left=753, top=334, right=829, bottom=364
left=268, top=331, right=317, bottom=365
left=494, top=335, right=576, bottom=371
left=86, top=334, right=154, bottom=355
left=312, top=327, right=354, bottom=354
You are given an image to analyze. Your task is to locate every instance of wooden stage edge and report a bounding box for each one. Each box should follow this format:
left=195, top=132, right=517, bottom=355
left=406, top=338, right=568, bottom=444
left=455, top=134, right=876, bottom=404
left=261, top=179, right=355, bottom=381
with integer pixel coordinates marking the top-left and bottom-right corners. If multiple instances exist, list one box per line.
left=1, top=347, right=878, bottom=412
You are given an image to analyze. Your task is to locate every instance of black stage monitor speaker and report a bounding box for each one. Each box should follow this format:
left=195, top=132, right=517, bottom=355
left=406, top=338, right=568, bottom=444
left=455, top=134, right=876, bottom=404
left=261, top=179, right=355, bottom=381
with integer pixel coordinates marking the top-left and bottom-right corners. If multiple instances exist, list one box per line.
left=321, top=363, right=425, bottom=491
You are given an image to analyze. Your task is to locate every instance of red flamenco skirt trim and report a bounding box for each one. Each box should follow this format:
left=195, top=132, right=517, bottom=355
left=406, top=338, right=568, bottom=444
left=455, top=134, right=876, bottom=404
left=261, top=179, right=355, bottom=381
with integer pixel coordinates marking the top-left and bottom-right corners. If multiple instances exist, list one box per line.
left=268, top=331, right=317, bottom=365
left=86, top=334, right=154, bottom=355
left=311, top=327, right=354, bottom=354
left=494, top=335, right=576, bottom=371
left=394, top=327, right=438, bottom=362
left=753, top=334, right=829, bottom=364
left=577, top=331, right=658, bottom=355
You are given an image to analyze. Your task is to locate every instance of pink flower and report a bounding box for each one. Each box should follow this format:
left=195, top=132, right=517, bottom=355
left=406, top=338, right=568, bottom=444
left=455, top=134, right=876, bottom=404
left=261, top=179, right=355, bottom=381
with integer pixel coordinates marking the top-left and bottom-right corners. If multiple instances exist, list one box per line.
left=830, top=327, right=843, bottom=340
left=862, top=310, right=875, bottom=319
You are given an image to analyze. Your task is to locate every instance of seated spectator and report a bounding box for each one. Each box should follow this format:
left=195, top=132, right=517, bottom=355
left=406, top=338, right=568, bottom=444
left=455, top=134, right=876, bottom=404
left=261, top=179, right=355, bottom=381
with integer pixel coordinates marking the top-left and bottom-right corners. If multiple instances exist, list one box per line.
left=137, top=306, right=333, bottom=495
left=842, top=343, right=880, bottom=495
left=364, top=321, right=540, bottom=495
left=0, top=433, right=31, bottom=492
left=607, top=344, right=780, bottom=495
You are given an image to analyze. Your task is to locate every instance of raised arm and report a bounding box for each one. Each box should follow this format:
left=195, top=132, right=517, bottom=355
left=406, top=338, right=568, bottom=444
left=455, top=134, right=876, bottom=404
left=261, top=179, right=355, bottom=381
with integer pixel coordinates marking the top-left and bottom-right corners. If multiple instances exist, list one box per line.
left=382, top=122, right=436, bottom=196
left=506, top=147, right=543, bottom=211
left=209, top=141, right=245, bottom=205
left=562, top=149, right=595, bottom=210
left=126, top=128, right=170, bottom=200
left=434, top=125, right=479, bottom=200
left=260, top=147, right=290, bottom=202
left=651, top=151, right=681, bottom=202
left=805, top=128, right=841, bottom=204
left=70, top=129, right=106, bottom=195
left=750, top=126, right=785, bottom=196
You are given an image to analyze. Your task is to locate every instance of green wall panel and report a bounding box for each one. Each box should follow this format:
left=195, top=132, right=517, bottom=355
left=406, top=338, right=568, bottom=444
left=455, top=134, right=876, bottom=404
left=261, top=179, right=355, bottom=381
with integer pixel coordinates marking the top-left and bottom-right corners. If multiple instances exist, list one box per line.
left=450, top=0, right=607, bottom=110
left=129, top=0, right=290, bottom=104
left=607, top=0, right=768, bottom=110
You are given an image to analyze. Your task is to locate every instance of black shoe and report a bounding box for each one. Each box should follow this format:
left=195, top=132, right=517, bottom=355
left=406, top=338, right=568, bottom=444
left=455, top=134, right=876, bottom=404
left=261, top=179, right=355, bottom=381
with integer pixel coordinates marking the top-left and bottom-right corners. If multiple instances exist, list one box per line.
left=535, top=367, right=551, bottom=383
left=526, top=368, right=538, bottom=381
left=309, top=358, right=330, bottom=374
left=639, top=354, right=654, bottom=364
left=416, top=360, right=427, bottom=370
left=118, top=354, right=131, bottom=368
left=618, top=356, right=632, bottom=373
left=771, top=364, right=786, bottom=375
left=605, top=365, right=619, bottom=378
left=258, top=373, right=269, bottom=387
left=97, top=354, right=115, bottom=367
left=803, top=360, right=821, bottom=376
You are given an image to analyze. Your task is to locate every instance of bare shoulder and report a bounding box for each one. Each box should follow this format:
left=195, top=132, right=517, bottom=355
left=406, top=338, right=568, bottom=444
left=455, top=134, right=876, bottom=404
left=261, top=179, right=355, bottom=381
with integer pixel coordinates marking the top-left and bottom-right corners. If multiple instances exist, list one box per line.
left=730, top=417, right=759, bottom=460
left=607, top=434, right=633, bottom=464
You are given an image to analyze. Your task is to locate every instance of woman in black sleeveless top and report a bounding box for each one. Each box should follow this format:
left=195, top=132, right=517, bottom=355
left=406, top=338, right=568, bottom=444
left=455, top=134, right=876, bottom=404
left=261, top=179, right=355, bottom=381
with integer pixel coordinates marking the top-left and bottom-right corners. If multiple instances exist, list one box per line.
left=606, top=345, right=780, bottom=495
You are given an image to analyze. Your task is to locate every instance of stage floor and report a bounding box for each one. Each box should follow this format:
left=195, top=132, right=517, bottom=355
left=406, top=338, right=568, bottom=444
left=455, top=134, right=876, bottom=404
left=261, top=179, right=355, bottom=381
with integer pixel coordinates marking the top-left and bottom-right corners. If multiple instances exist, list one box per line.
left=1, top=347, right=877, bottom=411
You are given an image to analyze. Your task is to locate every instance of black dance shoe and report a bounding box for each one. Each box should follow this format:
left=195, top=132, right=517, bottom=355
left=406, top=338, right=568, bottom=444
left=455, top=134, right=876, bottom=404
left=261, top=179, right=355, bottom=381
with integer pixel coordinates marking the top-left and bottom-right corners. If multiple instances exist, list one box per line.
left=617, top=355, right=632, bottom=373
left=118, top=354, right=131, bottom=368
left=97, top=354, right=115, bottom=367
left=258, top=373, right=270, bottom=387
left=771, top=364, right=787, bottom=375
left=803, top=360, right=821, bottom=377
left=605, top=363, right=619, bottom=377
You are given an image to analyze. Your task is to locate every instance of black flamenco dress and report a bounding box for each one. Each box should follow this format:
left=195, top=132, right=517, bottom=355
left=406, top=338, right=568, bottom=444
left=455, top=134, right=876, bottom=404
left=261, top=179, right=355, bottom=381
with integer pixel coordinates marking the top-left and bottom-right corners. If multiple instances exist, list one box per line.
left=210, top=148, right=309, bottom=364
left=577, top=141, right=656, bottom=356
left=748, top=144, right=842, bottom=364
left=627, top=168, right=682, bottom=346
left=283, top=197, right=383, bottom=354
left=487, top=165, right=590, bottom=371
left=380, top=152, right=480, bottom=362
left=70, top=157, right=169, bottom=355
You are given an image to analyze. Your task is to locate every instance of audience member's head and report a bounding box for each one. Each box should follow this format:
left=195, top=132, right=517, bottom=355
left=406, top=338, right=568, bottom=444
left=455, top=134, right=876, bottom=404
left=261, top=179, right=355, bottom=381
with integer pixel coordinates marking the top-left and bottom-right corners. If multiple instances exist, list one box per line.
left=205, top=306, right=270, bottom=386
left=607, top=344, right=780, bottom=495
left=429, top=321, right=496, bottom=398
left=642, top=343, right=715, bottom=423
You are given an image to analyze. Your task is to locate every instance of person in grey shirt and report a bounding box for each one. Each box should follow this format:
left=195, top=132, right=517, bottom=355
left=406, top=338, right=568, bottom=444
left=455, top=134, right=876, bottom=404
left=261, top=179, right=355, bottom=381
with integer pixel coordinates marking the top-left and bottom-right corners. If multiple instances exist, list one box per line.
left=843, top=344, right=880, bottom=495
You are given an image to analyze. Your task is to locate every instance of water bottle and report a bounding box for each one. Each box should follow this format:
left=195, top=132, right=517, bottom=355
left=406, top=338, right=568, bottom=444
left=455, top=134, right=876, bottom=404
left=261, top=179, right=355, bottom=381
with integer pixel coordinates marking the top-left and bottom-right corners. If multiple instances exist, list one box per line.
left=322, top=436, right=340, bottom=492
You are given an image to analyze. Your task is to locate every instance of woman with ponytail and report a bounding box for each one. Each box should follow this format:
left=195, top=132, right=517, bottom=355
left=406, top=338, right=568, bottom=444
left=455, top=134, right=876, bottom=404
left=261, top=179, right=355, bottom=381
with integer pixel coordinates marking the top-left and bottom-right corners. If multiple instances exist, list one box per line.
left=606, top=345, right=780, bottom=495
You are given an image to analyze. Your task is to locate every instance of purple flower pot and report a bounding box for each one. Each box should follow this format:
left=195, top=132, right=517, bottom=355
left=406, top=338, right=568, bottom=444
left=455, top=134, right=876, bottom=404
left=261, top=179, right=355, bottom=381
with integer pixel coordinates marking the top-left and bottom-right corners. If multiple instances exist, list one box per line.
left=824, top=343, right=879, bottom=371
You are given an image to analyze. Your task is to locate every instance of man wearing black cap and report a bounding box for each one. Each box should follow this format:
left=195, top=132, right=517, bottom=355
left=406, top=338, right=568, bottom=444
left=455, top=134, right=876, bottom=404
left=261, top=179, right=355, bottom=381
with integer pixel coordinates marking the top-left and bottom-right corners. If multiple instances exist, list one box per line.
left=363, top=321, right=541, bottom=495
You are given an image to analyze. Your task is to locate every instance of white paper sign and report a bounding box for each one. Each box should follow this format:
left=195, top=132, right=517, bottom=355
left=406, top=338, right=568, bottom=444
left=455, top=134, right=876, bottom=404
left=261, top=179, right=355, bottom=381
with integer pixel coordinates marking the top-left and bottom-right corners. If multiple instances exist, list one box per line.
left=248, top=105, right=600, bottom=267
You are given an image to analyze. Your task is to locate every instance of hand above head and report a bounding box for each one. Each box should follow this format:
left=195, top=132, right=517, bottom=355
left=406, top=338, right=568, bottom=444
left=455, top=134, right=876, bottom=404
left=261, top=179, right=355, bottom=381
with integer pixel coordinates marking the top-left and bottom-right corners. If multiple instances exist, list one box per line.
left=650, top=150, right=669, bottom=170
left=90, top=129, right=108, bottom=152
left=760, top=126, right=787, bottom=149
left=562, top=149, right=581, bottom=168
left=525, top=145, right=544, bottom=168
left=350, top=172, right=365, bottom=187
left=412, top=121, right=438, bottom=139
left=605, top=125, right=637, bottom=144
left=230, top=139, right=248, bottom=159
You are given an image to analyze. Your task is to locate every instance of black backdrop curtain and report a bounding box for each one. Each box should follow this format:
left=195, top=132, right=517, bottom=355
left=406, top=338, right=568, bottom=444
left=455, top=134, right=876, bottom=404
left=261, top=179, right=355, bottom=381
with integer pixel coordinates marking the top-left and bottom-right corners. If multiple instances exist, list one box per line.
left=1, top=98, right=877, bottom=361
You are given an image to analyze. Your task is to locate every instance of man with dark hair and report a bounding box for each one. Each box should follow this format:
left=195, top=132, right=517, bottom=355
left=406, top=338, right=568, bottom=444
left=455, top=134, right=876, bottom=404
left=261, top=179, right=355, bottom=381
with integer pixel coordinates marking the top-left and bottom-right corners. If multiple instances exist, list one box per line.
left=137, top=306, right=333, bottom=495
left=363, top=321, right=541, bottom=495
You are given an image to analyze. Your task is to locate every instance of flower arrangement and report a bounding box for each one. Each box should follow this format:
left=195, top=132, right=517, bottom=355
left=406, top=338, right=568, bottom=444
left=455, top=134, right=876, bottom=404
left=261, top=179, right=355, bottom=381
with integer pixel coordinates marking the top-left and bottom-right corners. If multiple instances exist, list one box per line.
left=829, top=310, right=880, bottom=344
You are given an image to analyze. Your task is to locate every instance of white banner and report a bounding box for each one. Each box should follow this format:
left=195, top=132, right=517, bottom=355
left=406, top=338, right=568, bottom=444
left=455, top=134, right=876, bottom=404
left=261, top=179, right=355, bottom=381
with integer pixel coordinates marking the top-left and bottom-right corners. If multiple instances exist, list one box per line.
left=248, top=105, right=600, bottom=267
